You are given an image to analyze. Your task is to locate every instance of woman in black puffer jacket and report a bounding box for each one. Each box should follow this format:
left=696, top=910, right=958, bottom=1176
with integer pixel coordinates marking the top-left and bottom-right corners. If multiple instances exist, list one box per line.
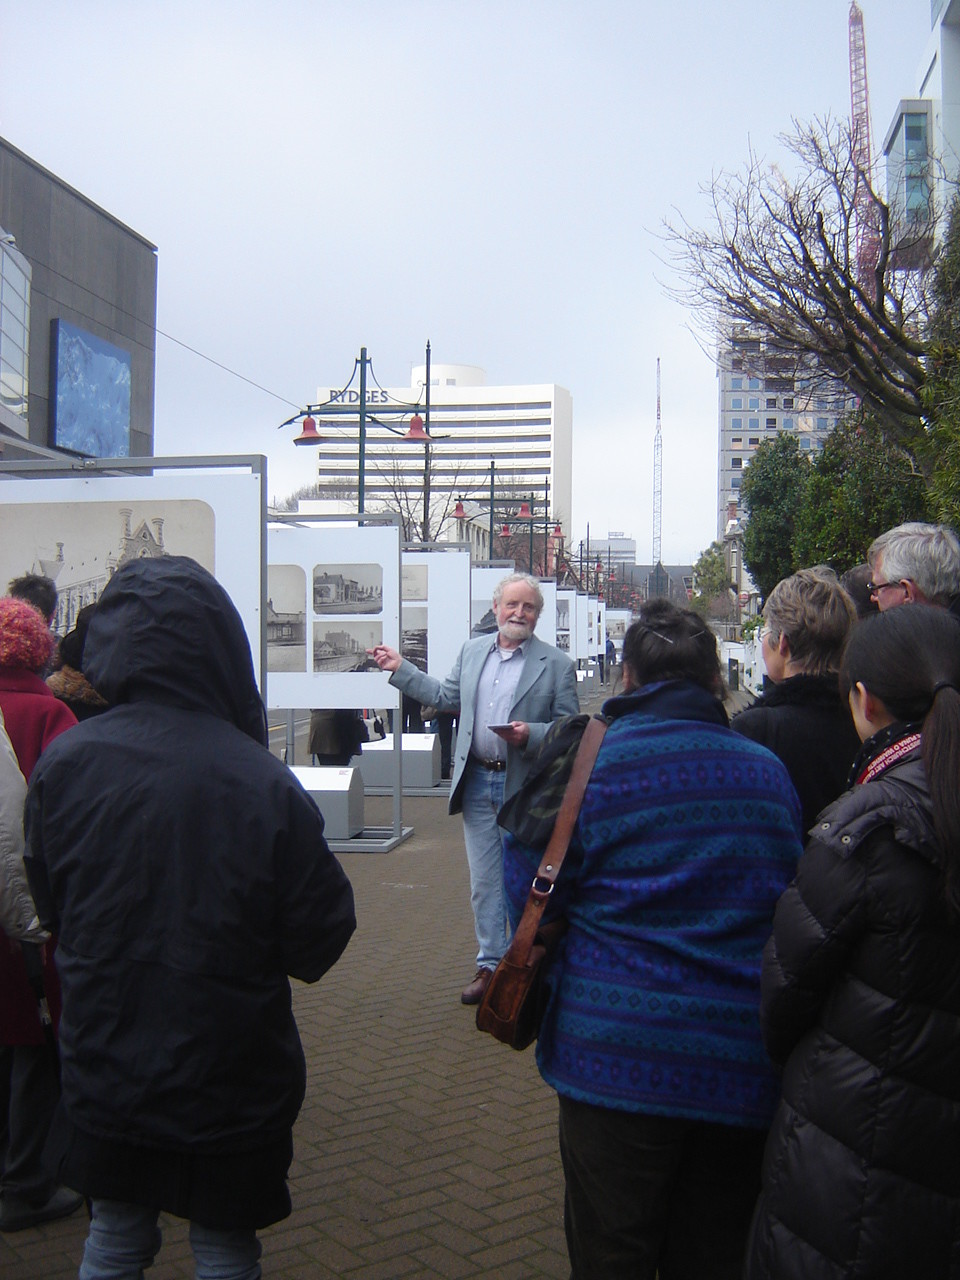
left=745, top=604, right=960, bottom=1280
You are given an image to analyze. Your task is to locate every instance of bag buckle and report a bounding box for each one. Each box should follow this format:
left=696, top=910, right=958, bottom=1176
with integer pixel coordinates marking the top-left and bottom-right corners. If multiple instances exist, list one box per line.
left=531, top=875, right=554, bottom=898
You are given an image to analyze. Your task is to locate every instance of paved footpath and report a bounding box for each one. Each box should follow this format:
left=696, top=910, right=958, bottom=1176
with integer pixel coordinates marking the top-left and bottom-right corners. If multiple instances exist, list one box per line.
left=0, top=796, right=572, bottom=1280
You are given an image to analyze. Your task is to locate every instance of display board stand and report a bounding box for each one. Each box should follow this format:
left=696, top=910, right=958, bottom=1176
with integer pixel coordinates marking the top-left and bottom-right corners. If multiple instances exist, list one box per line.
left=268, top=512, right=411, bottom=853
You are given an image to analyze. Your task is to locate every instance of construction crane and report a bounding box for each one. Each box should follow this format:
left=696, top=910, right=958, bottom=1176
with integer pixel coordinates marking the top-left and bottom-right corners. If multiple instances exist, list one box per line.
left=849, top=0, right=881, bottom=289
left=652, top=357, right=662, bottom=571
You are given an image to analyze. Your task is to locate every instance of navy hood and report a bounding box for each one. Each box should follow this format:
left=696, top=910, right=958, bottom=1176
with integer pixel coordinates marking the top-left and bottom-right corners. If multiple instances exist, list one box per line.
left=83, top=556, right=267, bottom=745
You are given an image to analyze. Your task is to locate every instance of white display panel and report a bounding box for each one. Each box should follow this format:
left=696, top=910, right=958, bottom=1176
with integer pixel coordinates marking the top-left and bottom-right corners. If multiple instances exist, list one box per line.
left=401, top=549, right=471, bottom=678
left=536, top=580, right=558, bottom=648
left=556, top=588, right=576, bottom=658
left=575, top=593, right=590, bottom=663
left=605, top=609, right=632, bottom=659
left=267, top=522, right=401, bottom=710
left=471, top=565, right=511, bottom=635
left=0, top=471, right=263, bottom=680
left=587, top=596, right=600, bottom=657
left=598, top=601, right=607, bottom=655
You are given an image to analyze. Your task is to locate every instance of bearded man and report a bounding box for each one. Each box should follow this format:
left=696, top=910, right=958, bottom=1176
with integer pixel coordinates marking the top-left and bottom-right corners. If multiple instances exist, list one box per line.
left=369, top=573, right=578, bottom=1003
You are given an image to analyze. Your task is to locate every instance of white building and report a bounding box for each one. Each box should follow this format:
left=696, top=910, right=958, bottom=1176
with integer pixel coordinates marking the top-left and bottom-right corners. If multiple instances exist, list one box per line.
left=716, top=327, right=856, bottom=537
left=304, top=361, right=573, bottom=544
left=882, top=0, right=959, bottom=257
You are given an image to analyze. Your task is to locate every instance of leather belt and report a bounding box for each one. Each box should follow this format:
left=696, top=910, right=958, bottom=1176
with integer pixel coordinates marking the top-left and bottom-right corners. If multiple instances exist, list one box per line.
left=471, top=756, right=506, bottom=772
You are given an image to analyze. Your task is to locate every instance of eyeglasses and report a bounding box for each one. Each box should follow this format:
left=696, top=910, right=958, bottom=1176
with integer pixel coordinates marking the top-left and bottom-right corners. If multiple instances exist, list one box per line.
left=866, top=579, right=906, bottom=596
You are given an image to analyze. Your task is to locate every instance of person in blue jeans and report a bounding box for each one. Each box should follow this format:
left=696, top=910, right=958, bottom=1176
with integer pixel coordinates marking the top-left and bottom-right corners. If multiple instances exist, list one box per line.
left=23, top=558, right=356, bottom=1279
left=369, top=572, right=578, bottom=1005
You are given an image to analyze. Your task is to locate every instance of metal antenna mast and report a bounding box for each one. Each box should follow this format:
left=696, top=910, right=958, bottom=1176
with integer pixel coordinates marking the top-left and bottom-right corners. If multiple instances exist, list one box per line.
left=653, top=357, right=662, bottom=568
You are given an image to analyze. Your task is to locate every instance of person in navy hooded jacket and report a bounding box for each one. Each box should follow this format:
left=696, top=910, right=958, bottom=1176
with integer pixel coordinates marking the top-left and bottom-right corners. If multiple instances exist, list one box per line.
left=24, top=556, right=356, bottom=1280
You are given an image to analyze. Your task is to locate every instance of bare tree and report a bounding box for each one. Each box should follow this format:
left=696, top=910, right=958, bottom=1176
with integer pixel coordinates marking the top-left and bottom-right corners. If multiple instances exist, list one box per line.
left=662, top=115, right=938, bottom=465
left=369, top=447, right=477, bottom=543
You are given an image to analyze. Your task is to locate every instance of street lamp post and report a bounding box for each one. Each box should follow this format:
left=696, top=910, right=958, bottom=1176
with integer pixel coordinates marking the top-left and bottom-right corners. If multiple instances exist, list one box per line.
left=281, top=343, right=431, bottom=526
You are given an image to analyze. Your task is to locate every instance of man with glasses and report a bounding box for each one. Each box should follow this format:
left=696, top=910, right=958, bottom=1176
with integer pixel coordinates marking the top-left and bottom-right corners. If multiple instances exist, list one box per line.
left=866, top=523, right=960, bottom=614
left=369, top=573, right=578, bottom=1004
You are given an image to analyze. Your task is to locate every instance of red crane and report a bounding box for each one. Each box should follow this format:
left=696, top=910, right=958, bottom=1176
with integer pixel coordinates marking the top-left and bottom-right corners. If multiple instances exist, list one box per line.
left=849, top=1, right=881, bottom=289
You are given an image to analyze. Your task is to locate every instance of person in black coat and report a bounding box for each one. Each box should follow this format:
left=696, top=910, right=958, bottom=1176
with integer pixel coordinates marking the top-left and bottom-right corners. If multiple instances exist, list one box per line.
left=733, top=569, right=861, bottom=833
left=23, top=556, right=356, bottom=1279
left=745, top=605, right=960, bottom=1280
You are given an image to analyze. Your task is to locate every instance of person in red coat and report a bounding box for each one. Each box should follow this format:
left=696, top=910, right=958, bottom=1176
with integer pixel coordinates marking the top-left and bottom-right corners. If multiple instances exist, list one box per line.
left=0, top=596, right=82, bottom=1231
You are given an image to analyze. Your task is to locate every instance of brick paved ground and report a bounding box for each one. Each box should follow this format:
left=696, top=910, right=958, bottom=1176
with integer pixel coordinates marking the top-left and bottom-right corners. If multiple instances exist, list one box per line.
left=0, top=794, right=572, bottom=1280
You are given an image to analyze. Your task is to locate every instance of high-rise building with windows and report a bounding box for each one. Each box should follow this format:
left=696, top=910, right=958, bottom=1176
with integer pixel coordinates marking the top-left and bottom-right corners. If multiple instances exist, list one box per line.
left=306, top=360, right=573, bottom=542
left=716, top=328, right=856, bottom=537
left=882, top=1, right=959, bottom=261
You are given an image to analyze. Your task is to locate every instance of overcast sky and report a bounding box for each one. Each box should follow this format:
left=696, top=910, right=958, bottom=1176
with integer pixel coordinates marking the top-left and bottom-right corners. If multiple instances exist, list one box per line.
left=1, top=0, right=934, bottom=562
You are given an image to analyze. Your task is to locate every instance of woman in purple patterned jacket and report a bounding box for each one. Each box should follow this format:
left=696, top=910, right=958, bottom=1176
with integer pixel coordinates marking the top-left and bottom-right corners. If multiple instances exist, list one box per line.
left=503, top=600, right=803, bottom=1280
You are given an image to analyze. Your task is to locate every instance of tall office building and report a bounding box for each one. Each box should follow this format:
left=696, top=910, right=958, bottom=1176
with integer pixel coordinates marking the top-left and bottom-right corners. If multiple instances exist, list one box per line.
left=882, top=0, right=959, bottom=262
left=307, top=361, right=573, bottom=540
left=716, top=327, right=856, bottom=537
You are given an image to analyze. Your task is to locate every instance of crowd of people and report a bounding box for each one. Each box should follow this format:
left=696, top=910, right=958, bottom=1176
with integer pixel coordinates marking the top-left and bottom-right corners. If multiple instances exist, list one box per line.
left=2, top=523, right=960, bottom=1278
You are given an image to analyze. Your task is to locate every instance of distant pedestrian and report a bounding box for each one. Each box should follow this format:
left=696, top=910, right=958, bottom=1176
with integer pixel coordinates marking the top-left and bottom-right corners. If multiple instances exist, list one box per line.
left=7, top=575, right=57, bottom=627
left=23, top=556, right=356, bottom=1278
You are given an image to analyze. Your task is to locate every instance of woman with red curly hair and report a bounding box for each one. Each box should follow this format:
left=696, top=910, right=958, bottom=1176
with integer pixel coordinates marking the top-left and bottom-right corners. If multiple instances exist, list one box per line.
left=0, top=596, right=82, bottom=1232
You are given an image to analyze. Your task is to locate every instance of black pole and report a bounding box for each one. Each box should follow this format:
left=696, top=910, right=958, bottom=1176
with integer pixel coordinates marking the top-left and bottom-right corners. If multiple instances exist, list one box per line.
left=422, top=340, right=431, bottom=542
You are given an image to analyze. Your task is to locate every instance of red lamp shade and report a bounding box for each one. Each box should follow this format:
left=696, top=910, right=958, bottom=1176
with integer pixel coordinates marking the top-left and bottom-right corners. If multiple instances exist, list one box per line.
left=293, top=415, right=322, bottom=446
left=553, top=522, right=563, bottom=538
left=453, top=498, right=466, bottom=519
left=404, top=414, right=429, bottom=441
left=517, top=500, right=532, bottom=519
left=501, top=523, right=511, bottom=537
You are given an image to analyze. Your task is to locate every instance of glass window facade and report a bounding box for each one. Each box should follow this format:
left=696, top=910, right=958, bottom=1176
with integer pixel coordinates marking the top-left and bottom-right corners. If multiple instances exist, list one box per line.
left=0, top=240, right=30, bottom=423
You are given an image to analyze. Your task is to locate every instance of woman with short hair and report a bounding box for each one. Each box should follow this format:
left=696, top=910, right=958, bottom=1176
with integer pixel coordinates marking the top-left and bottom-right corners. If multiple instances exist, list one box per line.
left=733, top=569, right=860, bottom=832
left=503, top=599, right=803, bottom=1280
left=746, top=603, right=960, bottom=1279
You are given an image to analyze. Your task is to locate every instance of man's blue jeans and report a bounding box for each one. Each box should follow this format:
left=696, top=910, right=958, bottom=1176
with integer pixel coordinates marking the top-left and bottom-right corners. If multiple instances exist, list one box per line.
left=79, top=1199, right=262, bottom=1280
left=460, top=762, right=509, bottom=970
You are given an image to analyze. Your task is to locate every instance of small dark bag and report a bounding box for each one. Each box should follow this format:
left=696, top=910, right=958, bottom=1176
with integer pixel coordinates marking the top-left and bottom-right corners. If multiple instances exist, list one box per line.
left=476, top=716, right=608, bottom=1050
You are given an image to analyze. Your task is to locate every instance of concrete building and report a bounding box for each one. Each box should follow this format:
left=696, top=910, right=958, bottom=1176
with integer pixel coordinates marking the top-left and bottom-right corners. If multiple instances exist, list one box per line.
left=716, top=326, right=856, bottom=537
left=0, top=135, right=157, bottom=461
left=305, top=361, right=573, bottom=543
left=882, top=0, right=959, bottom=259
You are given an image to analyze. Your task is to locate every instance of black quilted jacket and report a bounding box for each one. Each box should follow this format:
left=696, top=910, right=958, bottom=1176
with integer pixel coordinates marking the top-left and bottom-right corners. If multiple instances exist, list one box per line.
left=745, top=745, right=960, bottom=1279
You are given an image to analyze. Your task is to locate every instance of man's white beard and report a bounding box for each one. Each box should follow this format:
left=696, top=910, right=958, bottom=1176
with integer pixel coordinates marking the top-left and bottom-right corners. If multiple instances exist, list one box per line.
left=499, top=619, right=533, bottom=642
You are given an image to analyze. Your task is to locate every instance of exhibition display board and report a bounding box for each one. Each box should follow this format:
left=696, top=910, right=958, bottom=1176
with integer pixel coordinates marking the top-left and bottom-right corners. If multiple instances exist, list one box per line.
left=267, top=518, right=401, bottom=711
left=0, top=456, right=265, bottom=686
left=401, top=547, right=470, bottom=678
left=556, top=587, right=576, bottom=658
left=266, top=513, right=409, bottom=852
left=575, top=592, right=590, bottom=664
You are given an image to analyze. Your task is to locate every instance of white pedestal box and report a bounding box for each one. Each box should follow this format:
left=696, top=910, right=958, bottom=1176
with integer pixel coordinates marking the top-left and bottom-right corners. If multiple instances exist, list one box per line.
left=356, top=733, right=441, bottom=790
left=290, top=766, right=365, bottom=840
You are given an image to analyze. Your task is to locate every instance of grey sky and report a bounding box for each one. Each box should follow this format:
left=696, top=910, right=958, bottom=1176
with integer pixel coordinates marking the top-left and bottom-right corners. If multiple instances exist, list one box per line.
left=1, top=0, right=932, bottom=561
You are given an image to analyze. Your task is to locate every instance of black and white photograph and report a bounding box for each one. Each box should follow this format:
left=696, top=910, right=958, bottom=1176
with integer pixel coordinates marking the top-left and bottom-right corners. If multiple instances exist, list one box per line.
left=401, top=564, right=428, bottom=602
left=557, top=632, right=571, bottom=652
left=471, top=598, right=497, bottom=635
left=557, top=598, right=570, bottom=631
left=313, top=621, right=382, bottom=673
left=401, top=605, right=428, bottom=673
left=267, top=564, right=307, bottom=672
left=313, top=564, right=383, bottom=614
left=0, top=499, right=216, bottom=635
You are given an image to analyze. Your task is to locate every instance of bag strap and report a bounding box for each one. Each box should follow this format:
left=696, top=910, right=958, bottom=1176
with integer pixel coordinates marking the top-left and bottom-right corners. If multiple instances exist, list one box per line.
left=506, top=715, right=608, bottom=963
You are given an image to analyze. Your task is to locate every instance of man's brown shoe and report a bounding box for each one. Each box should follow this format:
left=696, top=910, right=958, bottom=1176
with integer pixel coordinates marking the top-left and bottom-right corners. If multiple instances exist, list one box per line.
left=461, top=968, right=494, bottom=1005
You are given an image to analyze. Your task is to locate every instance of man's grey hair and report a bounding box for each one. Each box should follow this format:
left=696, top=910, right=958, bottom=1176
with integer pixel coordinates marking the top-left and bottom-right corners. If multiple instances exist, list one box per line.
left=867, top=522, right=960, bottom=604
left=493, top=572, right=544, bottom=616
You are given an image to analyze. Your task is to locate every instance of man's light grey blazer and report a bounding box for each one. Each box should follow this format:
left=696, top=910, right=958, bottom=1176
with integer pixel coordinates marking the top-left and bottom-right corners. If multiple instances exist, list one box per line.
left=389, top=633, right=580, bottom=814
